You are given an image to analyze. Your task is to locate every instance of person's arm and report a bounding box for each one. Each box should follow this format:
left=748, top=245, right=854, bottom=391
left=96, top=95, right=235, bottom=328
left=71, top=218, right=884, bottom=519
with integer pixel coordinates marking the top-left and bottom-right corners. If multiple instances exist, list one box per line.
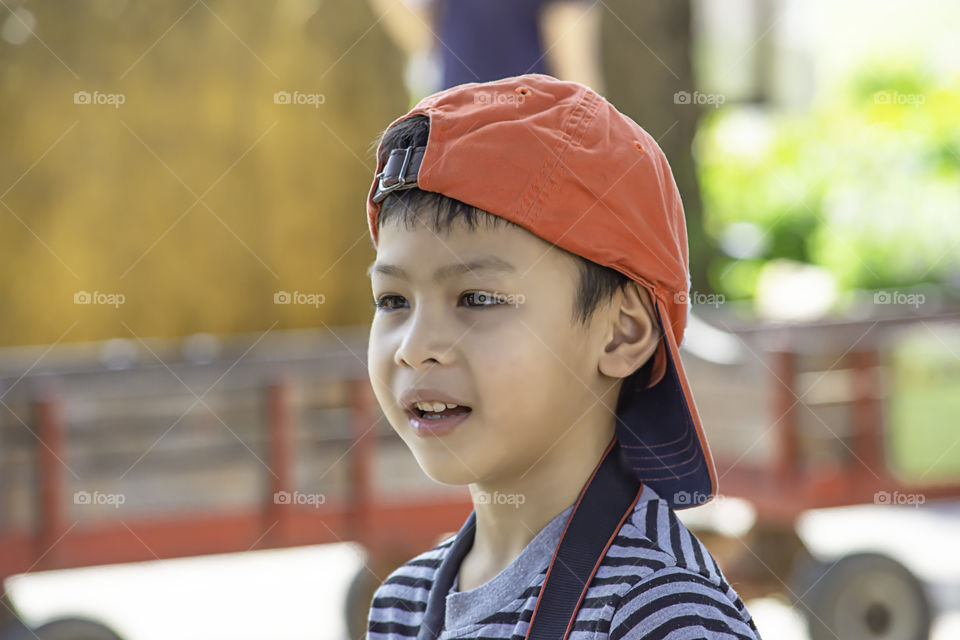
left=366, top=0, right=434, bottom=58
left=540, top=0, right=604, bottom=93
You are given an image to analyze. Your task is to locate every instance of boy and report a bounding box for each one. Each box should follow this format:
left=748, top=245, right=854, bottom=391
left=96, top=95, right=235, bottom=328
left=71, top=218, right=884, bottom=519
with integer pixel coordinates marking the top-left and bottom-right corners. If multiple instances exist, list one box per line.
left=363, top=74, right=763, bottom=639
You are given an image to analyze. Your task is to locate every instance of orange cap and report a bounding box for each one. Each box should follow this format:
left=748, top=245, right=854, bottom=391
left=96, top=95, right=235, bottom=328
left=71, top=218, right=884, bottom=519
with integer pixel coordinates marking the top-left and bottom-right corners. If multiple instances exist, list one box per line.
left=366, top=74, right=718, bottom=509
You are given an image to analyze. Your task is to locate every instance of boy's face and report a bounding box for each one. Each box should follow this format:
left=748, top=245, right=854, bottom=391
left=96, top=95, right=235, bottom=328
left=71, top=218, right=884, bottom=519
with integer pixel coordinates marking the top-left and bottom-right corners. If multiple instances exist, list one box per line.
left=367, top=209, right=622, bottom=487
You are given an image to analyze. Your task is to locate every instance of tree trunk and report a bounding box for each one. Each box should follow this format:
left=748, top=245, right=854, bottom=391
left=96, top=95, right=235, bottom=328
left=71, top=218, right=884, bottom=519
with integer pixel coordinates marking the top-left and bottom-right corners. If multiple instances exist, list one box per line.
left=599, top=0, right=717, bottom=295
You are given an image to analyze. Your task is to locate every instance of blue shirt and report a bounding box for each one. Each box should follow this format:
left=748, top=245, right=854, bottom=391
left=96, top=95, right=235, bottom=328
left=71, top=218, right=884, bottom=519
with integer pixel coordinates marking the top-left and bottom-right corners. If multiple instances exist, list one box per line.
left=436, top=0, right=558, bottom=88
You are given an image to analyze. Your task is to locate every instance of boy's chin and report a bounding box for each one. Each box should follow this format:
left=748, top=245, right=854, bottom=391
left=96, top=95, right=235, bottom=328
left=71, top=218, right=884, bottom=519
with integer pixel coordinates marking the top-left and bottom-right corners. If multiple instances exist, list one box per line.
left=414, top=456, right=481, bottom=486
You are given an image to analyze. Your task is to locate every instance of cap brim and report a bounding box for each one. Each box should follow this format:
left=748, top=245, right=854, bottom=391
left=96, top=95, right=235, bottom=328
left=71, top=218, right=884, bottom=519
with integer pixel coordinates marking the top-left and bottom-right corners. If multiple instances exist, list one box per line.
left=613, top=294, right=719, bottom=509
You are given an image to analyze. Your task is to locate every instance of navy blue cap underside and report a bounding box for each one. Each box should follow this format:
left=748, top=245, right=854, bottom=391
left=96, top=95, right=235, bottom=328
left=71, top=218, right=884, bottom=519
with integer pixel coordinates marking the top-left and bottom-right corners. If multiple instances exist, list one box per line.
left=614, top=320, right=713, bottom=509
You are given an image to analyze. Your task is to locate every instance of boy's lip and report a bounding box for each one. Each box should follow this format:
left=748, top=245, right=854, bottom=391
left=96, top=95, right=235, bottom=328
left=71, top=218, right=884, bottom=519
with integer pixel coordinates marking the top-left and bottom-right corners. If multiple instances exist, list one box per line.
left=398, top=388, right=472, bottom=412
left=407, top=408, right=472, bottom=437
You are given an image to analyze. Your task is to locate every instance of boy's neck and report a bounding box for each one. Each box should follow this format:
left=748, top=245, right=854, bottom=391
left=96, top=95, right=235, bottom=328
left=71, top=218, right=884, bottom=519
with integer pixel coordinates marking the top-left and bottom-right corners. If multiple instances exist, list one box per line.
left=459, top=426, right=615, bottom=591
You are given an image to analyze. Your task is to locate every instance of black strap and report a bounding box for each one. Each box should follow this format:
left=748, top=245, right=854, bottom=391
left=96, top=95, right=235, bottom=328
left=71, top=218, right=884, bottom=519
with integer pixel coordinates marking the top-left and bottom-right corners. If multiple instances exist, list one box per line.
left=372, top=145, right=426, bottom=203
left=417, top=437, right=642, bottom=640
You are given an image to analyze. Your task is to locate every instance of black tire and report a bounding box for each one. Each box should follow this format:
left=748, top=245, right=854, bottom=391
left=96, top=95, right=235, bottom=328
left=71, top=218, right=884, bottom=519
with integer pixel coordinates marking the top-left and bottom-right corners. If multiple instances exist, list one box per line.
left=0, top=618, right=34, bottom=640
left=345, top=566, right=381, bottom=640
left=32, top=617, right=124, bottom=640
left=793, top=552, right=932, bottom=640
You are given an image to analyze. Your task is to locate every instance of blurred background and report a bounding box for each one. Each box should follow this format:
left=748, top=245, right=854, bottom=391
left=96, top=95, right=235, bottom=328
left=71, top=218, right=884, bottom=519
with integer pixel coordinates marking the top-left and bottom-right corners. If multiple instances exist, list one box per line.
left=1, top=0, right=959, bottom=638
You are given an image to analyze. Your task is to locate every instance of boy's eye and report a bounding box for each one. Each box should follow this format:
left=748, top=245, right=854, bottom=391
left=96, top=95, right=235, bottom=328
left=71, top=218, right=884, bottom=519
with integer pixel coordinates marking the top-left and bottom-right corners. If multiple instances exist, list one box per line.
left=461, top=291, right=504, bottom=307
left=373, top=294, right=407, bottom=311
left=372, top=291, right=506, bottom=312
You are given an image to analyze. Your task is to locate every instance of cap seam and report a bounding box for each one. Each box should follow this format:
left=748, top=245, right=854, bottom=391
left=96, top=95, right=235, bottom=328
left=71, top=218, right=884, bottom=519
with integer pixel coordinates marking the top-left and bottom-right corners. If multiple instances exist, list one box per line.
left=518, top=87, right=600, bottom=228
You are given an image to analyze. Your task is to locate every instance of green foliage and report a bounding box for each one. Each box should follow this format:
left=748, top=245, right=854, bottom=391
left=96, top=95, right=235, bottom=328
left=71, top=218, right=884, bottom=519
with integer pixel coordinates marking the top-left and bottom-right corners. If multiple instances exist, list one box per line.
left=697, top=62, right=960, bottom=300
left=887, top=326, right=960, bottom=480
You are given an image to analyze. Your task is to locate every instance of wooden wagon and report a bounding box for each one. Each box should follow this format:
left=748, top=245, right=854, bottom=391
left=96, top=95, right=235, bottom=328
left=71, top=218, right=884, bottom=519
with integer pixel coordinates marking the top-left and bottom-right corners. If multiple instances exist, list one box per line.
left=1, top=303, right=958, bottom=639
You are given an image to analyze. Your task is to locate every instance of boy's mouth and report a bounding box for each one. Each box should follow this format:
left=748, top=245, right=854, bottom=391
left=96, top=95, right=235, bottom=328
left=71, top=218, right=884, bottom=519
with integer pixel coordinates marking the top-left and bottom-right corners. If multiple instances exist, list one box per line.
left=412, top=404, right=472, bottom=420
left=405, top=402, right=474, bottom=437
left=400, top=389, right=473, bottom=416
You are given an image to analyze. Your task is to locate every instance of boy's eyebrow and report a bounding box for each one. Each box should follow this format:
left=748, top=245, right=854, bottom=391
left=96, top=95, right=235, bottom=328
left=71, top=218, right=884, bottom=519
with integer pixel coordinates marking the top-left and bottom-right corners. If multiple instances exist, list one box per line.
left=366, top=255, right=517, bottom=281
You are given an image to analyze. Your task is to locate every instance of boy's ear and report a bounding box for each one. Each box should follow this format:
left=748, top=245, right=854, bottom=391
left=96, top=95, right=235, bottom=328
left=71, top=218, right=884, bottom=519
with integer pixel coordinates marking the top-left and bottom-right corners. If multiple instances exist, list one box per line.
left=597, top=282, right=661, bottom=379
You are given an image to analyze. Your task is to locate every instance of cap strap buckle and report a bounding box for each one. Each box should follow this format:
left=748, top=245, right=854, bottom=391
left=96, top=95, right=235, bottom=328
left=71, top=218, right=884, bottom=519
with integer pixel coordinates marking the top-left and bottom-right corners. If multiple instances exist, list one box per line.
left=372, top=145, right=426, bottom=203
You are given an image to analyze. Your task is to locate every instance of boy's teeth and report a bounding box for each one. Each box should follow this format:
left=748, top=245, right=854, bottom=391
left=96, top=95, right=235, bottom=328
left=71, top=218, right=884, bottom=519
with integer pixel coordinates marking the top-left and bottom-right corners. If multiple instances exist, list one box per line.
left=415, top=401, right=459, bottom=412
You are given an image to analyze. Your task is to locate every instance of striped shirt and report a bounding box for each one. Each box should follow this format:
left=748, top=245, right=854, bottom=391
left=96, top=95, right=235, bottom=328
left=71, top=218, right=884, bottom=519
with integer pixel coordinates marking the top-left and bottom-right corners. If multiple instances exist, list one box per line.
left=367, top=485, right=763, bottom=639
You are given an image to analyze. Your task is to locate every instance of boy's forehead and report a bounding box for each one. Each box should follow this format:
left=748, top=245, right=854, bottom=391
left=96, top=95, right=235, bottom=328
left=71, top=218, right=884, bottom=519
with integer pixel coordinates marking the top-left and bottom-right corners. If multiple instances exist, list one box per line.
left=369, top=219, right=578, bottom=283
left=367, top=254, right=517, bottom=282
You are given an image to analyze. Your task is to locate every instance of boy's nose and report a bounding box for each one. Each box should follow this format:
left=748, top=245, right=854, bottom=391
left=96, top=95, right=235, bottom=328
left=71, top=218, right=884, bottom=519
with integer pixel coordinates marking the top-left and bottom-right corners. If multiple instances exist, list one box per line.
left=394, top=317, right=459, bottom=370
left=395, top=310, right=475, bottom=370
left=395, top=341, right=444, bottom=369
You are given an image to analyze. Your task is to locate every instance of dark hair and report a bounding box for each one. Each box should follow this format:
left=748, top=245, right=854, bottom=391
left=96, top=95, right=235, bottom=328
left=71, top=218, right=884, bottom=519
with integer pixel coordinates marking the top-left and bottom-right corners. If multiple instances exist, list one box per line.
left=370, top=114, right=655, bottom=384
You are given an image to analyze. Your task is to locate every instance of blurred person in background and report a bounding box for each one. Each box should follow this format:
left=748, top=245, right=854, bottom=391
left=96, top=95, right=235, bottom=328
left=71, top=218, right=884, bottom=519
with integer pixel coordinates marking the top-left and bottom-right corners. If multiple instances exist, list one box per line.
left=368, top=0, right=604, bottom=94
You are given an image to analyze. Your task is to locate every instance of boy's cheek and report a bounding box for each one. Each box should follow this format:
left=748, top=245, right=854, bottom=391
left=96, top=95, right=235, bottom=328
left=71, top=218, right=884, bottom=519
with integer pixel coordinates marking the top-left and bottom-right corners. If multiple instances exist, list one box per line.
left=365, top=348, right=397, bottom=415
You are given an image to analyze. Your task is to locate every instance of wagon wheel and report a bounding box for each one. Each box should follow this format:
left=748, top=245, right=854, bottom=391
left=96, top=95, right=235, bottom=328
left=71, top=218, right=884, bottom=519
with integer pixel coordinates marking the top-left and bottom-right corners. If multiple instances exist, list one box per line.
left=0, top=618, right=33, bottom=640
left=792, top=552, right=932, bottom=640
left=345, top=565, right=379, bottom=640
left=32, top=617, right=124, bottom=640
left=344, top=551, right=413, bottom=640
